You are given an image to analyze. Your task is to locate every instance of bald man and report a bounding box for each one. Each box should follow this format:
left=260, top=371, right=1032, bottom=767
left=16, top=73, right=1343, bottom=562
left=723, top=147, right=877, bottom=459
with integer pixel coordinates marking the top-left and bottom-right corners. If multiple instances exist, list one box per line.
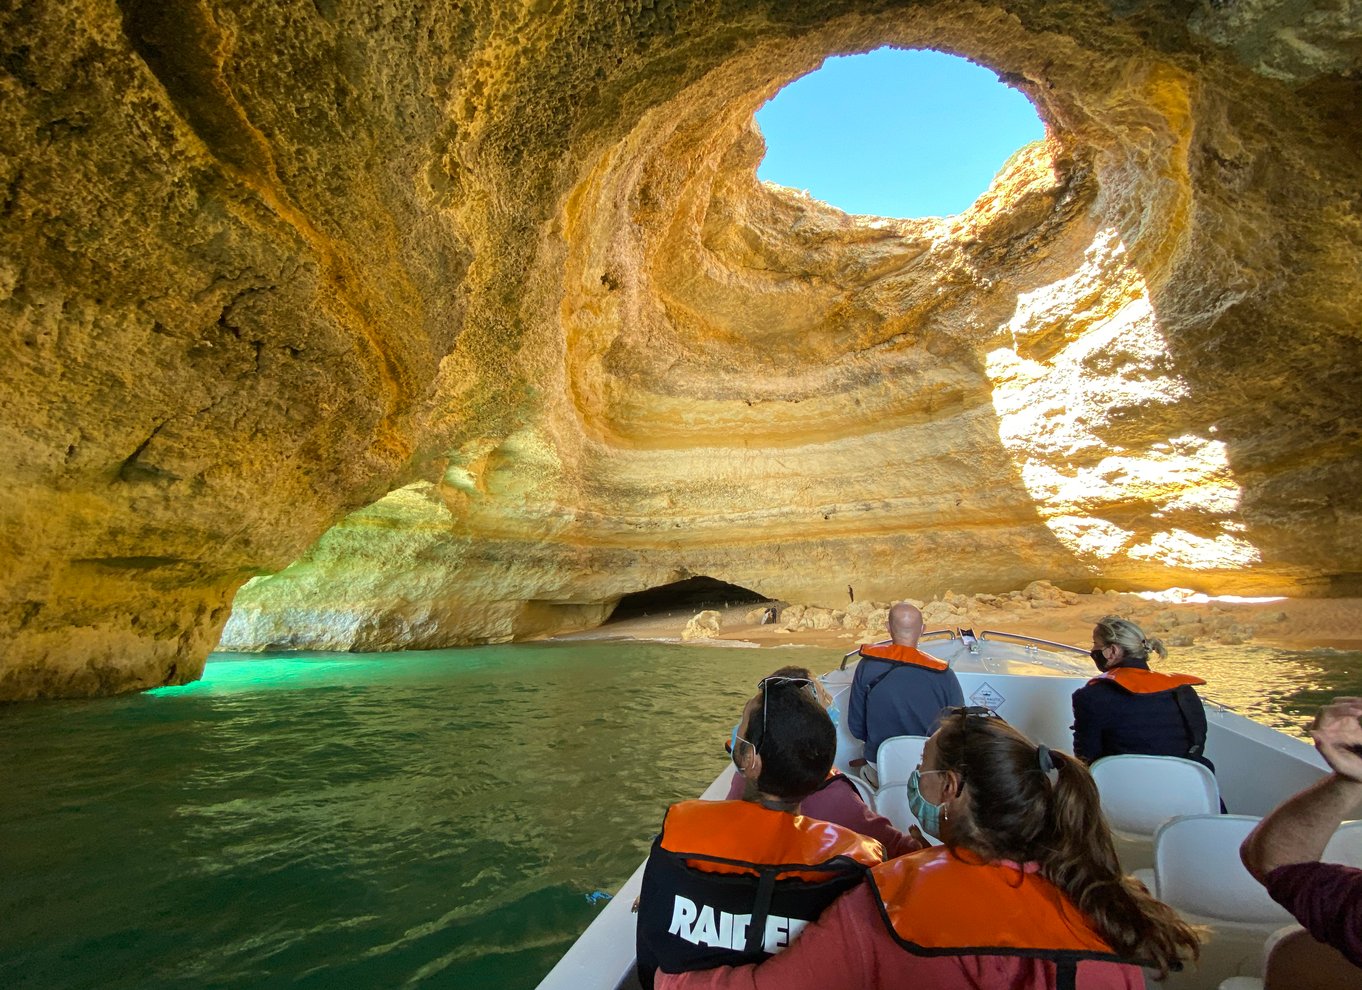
left=848, top=603, right=964, bottom=765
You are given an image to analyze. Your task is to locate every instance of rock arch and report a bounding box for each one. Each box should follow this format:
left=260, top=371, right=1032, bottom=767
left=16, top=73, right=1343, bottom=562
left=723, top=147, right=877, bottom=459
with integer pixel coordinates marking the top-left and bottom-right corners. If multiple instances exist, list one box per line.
left=2, top=2, right=1359, bottom=697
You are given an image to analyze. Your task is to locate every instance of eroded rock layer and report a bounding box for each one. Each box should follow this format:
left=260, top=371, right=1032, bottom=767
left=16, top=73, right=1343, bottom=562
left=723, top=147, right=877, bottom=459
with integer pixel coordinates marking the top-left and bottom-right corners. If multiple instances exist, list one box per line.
left=3, top=1, right=1361, bottom=694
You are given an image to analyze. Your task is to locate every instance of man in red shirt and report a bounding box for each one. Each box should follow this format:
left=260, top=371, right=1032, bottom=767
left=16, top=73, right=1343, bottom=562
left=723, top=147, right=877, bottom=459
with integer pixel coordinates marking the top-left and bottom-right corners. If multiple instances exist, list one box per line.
left=1242, top=696, right=1362, bottom=968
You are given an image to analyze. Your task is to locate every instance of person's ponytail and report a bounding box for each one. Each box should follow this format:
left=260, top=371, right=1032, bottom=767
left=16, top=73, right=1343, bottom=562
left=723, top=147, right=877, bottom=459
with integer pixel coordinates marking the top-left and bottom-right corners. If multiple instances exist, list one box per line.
left=1095, top=615, right=1167, bottom=663
left=1041, top=750, right=1202, bottom=978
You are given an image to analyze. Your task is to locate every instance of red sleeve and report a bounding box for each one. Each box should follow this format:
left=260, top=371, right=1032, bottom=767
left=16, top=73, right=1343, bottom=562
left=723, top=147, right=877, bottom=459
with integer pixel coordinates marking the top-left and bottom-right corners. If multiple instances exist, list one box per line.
left=725, top=773, right=744, bottom=801
left=1264, top=861, right=1362, bottom=966
left=801, top=780, right=922, bottom=860
left=657, top=885, right=883, bottom=990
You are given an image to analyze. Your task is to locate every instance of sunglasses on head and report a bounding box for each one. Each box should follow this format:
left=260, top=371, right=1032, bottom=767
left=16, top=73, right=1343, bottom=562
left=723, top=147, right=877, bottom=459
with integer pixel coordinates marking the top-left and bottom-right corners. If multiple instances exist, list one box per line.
left=744, top=675, right=819, bottom=752
left=756, top=675, right=816, bottom=692
left=933, top=706, right=1001, bottom=776
left=946, top=705, right=999, bottom=718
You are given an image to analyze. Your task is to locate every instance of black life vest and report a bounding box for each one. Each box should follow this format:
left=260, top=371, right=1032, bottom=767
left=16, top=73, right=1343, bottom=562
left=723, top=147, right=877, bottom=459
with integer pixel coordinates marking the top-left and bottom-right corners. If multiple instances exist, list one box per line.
left=635, top=799, right=883, bottom=988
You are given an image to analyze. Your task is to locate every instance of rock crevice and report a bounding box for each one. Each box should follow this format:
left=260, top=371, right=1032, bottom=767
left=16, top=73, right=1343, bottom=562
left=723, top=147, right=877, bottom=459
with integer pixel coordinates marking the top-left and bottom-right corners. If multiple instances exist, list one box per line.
left=2, top=1, right=1360, bottom=696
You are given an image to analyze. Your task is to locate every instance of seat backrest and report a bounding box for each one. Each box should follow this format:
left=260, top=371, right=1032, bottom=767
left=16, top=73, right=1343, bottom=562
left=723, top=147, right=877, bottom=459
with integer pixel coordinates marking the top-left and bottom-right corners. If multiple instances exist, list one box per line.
left=870, top=736, right=930, bottom=835
left=1323, top=820, right=1362, bottom=866
left=1091, top=754, right=1220, bottom=837
left=873, top=735, right=930, bottom=788
left=872, top=776, right=924, bottom=836
left=1153, top=815, right=1295, bottom=926
left=1263, top=925, right=1362, bottom=989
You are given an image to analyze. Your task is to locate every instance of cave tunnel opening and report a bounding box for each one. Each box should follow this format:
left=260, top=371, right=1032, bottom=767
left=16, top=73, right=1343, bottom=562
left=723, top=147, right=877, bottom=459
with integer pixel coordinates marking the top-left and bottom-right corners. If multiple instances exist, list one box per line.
left=755, top=46, right=1046, bottom=218
left=608, top=576, right=773, bottom=622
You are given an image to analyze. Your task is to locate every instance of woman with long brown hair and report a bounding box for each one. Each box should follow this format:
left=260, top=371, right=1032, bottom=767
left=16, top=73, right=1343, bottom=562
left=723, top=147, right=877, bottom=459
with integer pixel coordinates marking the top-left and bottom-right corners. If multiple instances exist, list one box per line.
left=660, top=707, right=1201, bottom=990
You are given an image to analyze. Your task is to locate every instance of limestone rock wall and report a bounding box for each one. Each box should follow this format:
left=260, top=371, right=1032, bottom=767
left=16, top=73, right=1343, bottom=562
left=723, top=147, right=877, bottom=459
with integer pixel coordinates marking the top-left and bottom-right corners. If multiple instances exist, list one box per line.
left=3, top=1, right=1360, bottom=696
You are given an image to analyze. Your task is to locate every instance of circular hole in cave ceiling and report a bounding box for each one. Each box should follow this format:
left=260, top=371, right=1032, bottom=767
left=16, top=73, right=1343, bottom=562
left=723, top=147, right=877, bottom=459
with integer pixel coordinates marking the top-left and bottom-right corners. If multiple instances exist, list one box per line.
left=755, top=46, right=1046, bottom=219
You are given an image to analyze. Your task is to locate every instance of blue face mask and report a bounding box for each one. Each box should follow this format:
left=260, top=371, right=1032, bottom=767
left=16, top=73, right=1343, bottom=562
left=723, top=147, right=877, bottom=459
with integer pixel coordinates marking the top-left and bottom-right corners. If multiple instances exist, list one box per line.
left=826, top=702, right=841, bottom=728
left=907, top=768, right=945, bottom=838
left=730, top=722, right=754, bottom=770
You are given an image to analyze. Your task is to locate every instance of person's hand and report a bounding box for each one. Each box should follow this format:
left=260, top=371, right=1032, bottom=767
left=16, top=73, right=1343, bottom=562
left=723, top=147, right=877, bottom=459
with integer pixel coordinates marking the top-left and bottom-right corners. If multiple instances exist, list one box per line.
left=1310, top=697, right=1362, bottom=783
left=907, top=825, right=932, bottom=850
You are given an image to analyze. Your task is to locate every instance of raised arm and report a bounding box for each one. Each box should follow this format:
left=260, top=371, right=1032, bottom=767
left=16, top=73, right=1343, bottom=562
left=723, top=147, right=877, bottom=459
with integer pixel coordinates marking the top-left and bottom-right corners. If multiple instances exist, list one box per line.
left=1241, top=697, right=1362, bottom=881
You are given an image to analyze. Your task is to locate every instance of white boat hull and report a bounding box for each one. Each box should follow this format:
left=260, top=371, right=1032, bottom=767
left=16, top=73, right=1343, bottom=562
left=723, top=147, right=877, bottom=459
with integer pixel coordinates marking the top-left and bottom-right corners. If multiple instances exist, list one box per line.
left=537, top=630, right=1337, bottom=990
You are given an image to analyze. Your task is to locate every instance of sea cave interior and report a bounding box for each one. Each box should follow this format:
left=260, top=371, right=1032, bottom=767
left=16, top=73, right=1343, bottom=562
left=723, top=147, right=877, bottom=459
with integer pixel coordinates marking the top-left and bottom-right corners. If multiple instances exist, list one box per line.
left=1, top=1, right=1359, bottom=696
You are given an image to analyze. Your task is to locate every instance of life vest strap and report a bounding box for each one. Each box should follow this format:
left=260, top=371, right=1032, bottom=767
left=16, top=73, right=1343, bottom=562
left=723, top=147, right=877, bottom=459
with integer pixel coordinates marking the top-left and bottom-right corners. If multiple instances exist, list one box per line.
left=859, top=644, right=948, bottom=671
left=1092, top=667, right=1206, bottom=693
left=746, top=869, right=776, bottom=954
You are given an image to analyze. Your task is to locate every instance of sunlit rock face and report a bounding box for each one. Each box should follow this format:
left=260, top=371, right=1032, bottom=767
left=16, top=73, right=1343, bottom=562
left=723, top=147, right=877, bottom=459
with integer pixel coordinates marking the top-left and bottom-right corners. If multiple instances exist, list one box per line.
left=3, top=1, right=1360, bottom=695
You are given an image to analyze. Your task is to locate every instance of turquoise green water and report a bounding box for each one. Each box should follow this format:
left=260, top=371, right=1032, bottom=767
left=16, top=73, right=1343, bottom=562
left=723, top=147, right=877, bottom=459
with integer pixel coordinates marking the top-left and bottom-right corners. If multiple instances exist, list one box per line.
left=0, top=644, right=820, bottom=989
left=1, top=640, right=1357, bottom=989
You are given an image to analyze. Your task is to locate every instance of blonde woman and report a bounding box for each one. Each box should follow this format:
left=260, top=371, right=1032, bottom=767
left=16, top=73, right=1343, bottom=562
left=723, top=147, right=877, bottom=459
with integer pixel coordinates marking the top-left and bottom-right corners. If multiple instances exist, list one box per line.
left=1072, top=615, right=1213, bottom=771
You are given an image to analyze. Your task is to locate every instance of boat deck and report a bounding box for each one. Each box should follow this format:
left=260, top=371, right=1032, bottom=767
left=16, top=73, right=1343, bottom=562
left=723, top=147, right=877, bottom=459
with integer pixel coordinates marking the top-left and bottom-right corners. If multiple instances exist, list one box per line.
left=538, top=630, right=1337, bottom=990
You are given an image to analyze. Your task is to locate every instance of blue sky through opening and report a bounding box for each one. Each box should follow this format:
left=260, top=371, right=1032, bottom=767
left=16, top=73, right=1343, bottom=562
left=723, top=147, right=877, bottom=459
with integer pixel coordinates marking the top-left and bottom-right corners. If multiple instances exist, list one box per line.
left=755, top=47, right=1045, bottom=219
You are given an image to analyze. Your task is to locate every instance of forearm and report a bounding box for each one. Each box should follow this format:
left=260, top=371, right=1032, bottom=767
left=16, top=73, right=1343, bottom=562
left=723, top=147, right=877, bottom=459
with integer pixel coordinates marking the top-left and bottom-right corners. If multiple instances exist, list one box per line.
left=660, top=888, right=876, bottom=990
left=1071, top=724, right=1098, bottom=763
left=1242, top=773, right=1362, bottom=880
left=837, top=794, right=918, bottom=859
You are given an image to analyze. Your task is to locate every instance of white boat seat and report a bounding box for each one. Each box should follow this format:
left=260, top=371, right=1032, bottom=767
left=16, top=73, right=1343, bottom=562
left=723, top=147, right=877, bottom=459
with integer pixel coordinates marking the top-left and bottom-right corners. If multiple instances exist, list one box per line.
left=1216, top=924, right=1362, bottom=990
left=1090, top=754, right=1220, bottom=839
left=873, top=777, right=924, bottom=836
left=1149, top=815, right=1295, bottom=929
left=1323, top=819, right=1362, bottom=865
left=869, top=735, right=931, bottom=835
left=872, top=735, right=930, bottom=789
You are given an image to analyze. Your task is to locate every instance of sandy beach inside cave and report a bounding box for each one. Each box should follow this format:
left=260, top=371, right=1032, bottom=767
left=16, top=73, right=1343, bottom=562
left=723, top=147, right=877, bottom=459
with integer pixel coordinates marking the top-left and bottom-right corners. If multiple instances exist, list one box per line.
left=550, top=591, right=1362, bottom=656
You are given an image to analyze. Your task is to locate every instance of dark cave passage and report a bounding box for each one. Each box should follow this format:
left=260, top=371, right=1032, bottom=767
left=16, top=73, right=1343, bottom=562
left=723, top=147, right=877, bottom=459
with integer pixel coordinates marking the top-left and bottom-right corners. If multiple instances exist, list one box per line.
left=607, top=576, right=772, bottom=621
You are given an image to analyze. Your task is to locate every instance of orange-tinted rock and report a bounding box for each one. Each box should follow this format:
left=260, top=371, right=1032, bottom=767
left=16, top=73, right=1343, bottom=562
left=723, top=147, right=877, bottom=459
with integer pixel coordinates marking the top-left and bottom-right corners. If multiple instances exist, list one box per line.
left=2, top=2, right=1360, bottom=696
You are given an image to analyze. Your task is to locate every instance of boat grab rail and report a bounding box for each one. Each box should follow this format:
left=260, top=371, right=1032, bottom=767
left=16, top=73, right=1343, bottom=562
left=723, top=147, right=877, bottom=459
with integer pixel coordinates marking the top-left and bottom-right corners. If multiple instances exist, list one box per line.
left=976, top=630, right=1089, bottom=655
left=975, top=631, right=1240, bottom=714
left=839, top=629, right=957, bottom=670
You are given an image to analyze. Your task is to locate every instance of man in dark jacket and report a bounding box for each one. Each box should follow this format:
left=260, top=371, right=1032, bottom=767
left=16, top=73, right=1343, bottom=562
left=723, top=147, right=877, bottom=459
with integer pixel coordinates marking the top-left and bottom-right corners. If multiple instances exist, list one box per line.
left=848, top=603, right=963, bottom=765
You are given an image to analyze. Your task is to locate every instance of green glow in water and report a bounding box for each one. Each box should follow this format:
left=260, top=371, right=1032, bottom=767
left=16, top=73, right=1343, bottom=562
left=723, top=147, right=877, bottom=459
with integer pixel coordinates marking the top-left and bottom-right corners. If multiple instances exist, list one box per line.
left=147, top=654, right=380, bottom=695
left=3, top=641, right=1357, bottom=989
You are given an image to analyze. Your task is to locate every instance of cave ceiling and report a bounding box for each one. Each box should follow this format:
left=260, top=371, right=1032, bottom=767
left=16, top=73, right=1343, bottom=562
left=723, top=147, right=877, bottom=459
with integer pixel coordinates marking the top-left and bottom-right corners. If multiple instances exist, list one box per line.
left=1, top=0, right=1360, bottom=697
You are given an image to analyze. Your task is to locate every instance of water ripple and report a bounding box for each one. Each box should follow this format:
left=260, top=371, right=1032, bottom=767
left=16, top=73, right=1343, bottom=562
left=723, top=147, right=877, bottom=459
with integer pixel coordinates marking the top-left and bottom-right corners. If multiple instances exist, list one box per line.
left=1, top=641, right=1355, bottom=988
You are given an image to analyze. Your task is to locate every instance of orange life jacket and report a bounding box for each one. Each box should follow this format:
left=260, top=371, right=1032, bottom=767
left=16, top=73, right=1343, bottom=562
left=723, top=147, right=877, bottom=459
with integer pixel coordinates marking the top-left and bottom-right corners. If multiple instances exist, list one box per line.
left=871, top=847, right=1130, bottom=964
left=1091, top=667, right=1205, bottom=694
left=659, top=799, right=884, bottom=881
left=859, top=643, right=948, bottom=671
left=637, top=800, right=883, bottom=986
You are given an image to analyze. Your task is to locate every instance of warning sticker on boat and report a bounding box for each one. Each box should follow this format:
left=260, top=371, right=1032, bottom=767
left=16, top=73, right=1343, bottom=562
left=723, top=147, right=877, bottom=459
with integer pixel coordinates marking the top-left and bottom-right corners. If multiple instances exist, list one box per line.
left=970, top=682, right=1006, bottom=711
